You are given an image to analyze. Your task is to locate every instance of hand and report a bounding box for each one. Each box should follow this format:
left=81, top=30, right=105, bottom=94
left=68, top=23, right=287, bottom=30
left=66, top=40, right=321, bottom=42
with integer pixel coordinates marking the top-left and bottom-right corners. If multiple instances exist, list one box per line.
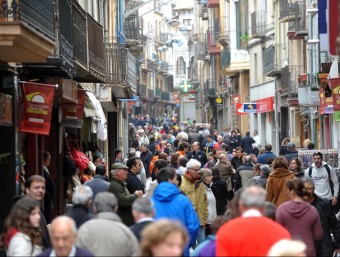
left=332, top=197, right=338, bottom=206
left=135, top=190, right=143, bottom=198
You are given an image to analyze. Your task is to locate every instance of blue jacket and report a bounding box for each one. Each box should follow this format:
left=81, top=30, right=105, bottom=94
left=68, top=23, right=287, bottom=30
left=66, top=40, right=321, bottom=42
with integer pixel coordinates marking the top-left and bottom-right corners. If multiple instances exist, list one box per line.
left=152, top=182, right=199, bottom=256
left=257, top=151, right=277, bottom=164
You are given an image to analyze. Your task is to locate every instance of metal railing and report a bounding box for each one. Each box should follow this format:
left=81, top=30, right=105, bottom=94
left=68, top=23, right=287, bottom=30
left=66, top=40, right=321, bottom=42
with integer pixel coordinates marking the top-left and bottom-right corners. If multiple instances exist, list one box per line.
left=88, top=14, right=105, bottom=79
left=281, top=65, right=305, bottom=97
left=221, top=49, right=230, bottom=68
left=0, top=0, right=54, bottom=40
left=124, top=12, right=142, bottom=41
left=251, top=11, right=267, bottom=38
left=73, top=1, right=87, bottom=68
left=280, top=0, right=297, bottom=21
left=105, top=37, right=127, bottom=84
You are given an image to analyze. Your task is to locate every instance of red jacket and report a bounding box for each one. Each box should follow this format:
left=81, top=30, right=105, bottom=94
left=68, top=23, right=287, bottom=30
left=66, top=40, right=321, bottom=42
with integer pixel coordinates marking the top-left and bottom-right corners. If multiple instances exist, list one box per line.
left=217, top=216, right=290, bottom=256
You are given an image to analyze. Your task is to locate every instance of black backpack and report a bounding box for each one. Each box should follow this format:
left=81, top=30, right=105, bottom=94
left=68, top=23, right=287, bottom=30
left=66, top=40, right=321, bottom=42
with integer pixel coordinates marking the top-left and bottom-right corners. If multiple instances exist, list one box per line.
left=308, top=165, right=334, bottom=196
left=63, top=153, right=77, bottom=177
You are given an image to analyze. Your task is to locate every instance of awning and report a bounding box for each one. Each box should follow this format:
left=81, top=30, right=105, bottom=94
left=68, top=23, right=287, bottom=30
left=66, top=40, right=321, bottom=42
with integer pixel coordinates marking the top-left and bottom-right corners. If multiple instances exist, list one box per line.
left=84, top=94, right=101, bottom=120
left=107, top=84, right=134, bottom=99
left=86, top=92, right=107, bottom=141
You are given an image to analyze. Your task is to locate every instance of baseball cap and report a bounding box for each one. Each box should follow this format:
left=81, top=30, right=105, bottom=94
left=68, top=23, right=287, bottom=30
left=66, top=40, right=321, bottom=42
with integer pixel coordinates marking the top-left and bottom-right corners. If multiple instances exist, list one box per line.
left=111, top=163, right=128, bottom=170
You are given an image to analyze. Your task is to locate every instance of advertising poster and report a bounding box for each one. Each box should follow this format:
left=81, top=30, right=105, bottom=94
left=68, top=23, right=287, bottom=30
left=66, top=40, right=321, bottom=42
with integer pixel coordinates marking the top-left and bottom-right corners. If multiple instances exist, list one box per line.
left=0, top=93, right=12, bottom=126
left=20, top=82, right=55, bottom=135
left=329, top=78, right=340, bottom=121
left=61, top=90, right=85, bottom=128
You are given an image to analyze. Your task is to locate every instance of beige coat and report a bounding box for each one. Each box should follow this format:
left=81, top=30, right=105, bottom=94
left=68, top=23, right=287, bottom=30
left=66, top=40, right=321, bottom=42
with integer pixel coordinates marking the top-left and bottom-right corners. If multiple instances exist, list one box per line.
left=180, top=175, right=208, bottom=226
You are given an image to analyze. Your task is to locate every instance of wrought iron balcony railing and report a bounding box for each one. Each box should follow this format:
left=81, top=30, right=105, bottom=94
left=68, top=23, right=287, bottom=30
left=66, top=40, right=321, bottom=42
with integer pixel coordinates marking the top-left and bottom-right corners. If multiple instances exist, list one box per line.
left=0, top=0, right=54, bottom=40
left=280, top=65, right=305, bottom=97
left=280, top=0, right=297, bottom=21
left=88, top=14, right=105, bottom=82
left=105, top=37, right=127, bottom=85
left=221, top=49, right=230, bottom=69
left=73, top=1, right=88, bottom=73
left=251, top=11, right=267, bottom=38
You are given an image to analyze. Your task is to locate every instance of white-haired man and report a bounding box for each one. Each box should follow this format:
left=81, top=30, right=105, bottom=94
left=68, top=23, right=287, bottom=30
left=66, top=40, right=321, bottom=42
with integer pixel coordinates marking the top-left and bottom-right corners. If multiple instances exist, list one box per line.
left=180, top=159, right=208, bottom=244
left=66, top=185, right=94, bottom=228
left=37, top=216, right=94, bottom=257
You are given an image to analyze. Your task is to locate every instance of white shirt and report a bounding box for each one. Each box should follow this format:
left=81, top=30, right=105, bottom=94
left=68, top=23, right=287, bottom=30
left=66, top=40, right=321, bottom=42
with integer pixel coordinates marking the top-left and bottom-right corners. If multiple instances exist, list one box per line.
left=7, top=232, right=42, bottom=257
left=252, top=135, right=261, bottom=149
left=242, top=209, right=262, bottom=218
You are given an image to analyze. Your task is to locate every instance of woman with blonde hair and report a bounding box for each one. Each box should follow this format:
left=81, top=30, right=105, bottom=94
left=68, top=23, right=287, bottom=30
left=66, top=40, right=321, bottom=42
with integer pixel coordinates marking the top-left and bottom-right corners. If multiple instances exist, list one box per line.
left=2, top=197, right=43, bottom=256
left=140, top=219, right=189, bottom=257
left=266, top=156, right=295, bottom=207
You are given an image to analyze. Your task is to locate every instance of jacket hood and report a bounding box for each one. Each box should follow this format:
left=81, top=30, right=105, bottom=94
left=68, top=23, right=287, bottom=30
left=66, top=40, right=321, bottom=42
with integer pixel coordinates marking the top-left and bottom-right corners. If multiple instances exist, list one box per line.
left=270, top=168, right=294, bottom=178
left=153, top=182, right=180, bottom=202
left=311, top=161, right=328, bottom=168
left=281, top=201, right=311, bottom=218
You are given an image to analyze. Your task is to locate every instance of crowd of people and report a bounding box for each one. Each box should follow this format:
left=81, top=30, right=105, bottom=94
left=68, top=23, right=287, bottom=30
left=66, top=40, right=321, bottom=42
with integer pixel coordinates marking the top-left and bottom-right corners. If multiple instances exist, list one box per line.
left=2, top=114, right=340, bottom=256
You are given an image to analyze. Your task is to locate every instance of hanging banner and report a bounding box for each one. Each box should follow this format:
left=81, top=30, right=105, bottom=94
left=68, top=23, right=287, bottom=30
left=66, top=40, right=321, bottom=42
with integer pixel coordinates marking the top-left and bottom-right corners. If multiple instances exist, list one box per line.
left=61, top=90, right=85, bottom=128
left=20, top=82, right=56, bottom=135
left=329, top=78, right=340, bottom=121
left=236, top=103, right=246, bottom=115
left=256, top=97, right=274, bottom=113
left=232, top=94, right=241, bottom=105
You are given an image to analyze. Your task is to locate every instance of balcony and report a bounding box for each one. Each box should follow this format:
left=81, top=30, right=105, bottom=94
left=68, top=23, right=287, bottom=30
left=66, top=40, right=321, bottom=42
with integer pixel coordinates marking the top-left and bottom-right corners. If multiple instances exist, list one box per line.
left=195, top=40, right=208, bottom=60
left=207, top=30, right=221, bottom=55
left=155, top=32, right=170, bottom=45
left=221, top=49, right=230, bottom=69
left=280, top=0, right=297, bottom=22
left=139, top=84, right=147, bottom=97
left=162, top=91, right=171, bottom=101
left=155, top=87, right=162, bottom=99
left=159, top=61, right=169, bottom=73
left=73, top=1, right=88, bottom=80
left=0, top=0, right=54, bottom=63
left=280, top=65, right=305, bottom=98
left=148, top=89, right=155, bottom=101
left=207, top=0, right=219, bottom=8
left=87, top=14, right=105, bottom=82
left=287, top=1, right=307, bottom=39
left=263, top=45, right=282, bottom=77
left=105, top=37, right=127, bottom=85
left=123, top=1, right=142, bottom=43
left=216, top=16, right=230, bottom=45
left=251, top=11, right=267, bottom=38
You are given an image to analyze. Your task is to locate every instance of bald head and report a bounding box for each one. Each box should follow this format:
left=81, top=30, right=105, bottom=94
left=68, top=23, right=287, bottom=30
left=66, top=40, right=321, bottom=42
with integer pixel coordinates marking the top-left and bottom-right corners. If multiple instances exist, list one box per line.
left=50, top=216, right=77, bottom=257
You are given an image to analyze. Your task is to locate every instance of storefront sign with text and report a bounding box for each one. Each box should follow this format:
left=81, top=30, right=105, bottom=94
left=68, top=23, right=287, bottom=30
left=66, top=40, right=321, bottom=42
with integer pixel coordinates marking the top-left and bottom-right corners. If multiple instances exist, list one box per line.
left=20, top=82, right=56, bottom=135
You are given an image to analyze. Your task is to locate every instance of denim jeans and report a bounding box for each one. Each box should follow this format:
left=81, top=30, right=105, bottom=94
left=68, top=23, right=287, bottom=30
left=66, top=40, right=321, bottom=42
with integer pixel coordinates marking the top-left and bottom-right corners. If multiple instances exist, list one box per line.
left=196, top=226, right=206, bottom=245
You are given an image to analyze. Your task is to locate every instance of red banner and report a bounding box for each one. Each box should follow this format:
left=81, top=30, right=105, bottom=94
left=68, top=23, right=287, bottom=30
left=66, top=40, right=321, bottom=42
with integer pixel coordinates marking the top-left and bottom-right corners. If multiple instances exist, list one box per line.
left=330, top=78, right=340, bottom=121
left=62, top=90, right=85, bottom=121
left=236, top=103, right=246, bottom=115
left=20, top=82, right=55, bottom=135
left=232, top=94, right=241, bottom=105
left=256, top=97, right=274, bottom=113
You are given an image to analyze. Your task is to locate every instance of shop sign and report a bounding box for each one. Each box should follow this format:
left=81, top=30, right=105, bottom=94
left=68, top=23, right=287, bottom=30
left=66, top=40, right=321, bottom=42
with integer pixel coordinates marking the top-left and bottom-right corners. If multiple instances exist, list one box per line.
left=20, top=82, right=56, bottom=135
left=236, top=103, right=256, bottom=115
left=62, top=90, right=85, bottom=128
left=256, top=97, right=274, bottom=113
left=329, top=78, right=340, bottom=121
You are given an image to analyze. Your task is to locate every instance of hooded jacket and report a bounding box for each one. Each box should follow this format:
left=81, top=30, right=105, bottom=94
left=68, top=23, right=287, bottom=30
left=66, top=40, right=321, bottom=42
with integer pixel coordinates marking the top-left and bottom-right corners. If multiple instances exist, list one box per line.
left=266, top=168, right=295, bottom=207
left=152, top=182, right=199, bottom=256
left=276, top=201, right=323, bottom=256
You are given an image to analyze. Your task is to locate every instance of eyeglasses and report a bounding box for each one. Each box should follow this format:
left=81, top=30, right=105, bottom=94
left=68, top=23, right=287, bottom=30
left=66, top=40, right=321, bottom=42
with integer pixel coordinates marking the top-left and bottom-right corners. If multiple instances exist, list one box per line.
left=191, top=168, right=200, bottom=171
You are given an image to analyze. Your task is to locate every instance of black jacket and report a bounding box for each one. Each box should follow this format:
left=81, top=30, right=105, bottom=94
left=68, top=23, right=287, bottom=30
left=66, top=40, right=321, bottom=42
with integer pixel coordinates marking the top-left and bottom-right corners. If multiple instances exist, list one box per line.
left=140, top=150, right=154, bottom=177
left=241, top=136, right=255, bottom=155
left=67, top=205, right=95, bottom=228
left=211, top=178, right=229, bottom=215
left=227, top=136, right=240, bottom=152
left=130, top=220, right=153, bottom=242
left=312, top=194, right=340, bottom=257
left=126, top=171, right=145, bottom=194
left=187, top=150, right=208, bottom=167
left=284, top=149, right=298, bottom=162
left=234, top=163, right=253, bottom=191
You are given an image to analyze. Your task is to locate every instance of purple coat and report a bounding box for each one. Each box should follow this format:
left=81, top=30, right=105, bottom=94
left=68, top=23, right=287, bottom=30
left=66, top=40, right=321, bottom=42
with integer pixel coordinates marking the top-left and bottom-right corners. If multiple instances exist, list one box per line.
left=276, top=200, right=323, bottom=256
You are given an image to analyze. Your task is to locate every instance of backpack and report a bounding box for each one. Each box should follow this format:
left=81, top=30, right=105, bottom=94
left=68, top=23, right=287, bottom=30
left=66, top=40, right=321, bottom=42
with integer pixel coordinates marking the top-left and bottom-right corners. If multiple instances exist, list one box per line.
left=308, top=165, right=334, bottom=196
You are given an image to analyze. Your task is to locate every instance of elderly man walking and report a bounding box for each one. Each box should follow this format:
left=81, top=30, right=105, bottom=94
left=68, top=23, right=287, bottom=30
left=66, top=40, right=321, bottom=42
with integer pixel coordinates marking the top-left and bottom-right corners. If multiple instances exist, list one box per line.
left=76, top=192, right=139, bottom=256
left=108, top=162, right=143, bottom=226
left=180, top=159, right=207, bottom=244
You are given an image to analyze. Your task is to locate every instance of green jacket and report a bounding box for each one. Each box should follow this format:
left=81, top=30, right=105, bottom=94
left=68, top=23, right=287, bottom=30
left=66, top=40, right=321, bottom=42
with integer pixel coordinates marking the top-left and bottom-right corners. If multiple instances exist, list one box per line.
left=108, top=177, right=137, bottom=226
left=180, top=175, right=208, bottom=226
